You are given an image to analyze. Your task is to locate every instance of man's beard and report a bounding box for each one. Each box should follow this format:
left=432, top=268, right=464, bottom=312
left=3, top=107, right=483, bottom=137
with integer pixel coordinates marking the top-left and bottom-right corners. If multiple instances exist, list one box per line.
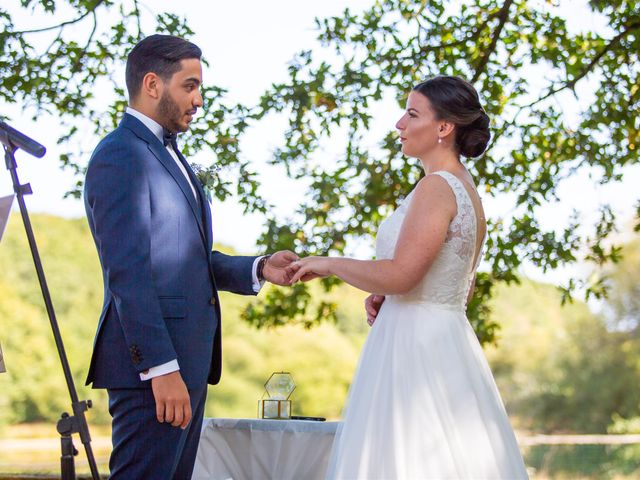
left=158, top=90, right=186, bottom=133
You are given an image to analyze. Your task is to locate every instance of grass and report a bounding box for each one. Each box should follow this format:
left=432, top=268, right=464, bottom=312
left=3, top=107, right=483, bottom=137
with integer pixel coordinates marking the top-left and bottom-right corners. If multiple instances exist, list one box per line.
left=524, top=444, right=640, bottom=479
left=0, top=424, right=110, bottom=476
left=1, top=424, right=640, bottom=478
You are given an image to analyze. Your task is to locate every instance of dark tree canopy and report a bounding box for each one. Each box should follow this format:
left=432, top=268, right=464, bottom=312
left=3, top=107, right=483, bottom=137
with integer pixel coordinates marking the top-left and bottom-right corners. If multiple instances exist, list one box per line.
left=2, top=0, right=639, bottom=344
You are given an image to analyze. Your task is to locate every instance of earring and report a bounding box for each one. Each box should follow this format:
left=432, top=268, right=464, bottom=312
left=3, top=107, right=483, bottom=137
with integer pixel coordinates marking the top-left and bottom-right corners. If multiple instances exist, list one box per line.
left=438, top=137, right=442, bottom=144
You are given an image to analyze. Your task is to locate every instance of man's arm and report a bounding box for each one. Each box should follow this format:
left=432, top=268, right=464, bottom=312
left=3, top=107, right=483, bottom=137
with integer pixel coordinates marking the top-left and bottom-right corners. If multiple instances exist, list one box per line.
left=211, top=250, right=298, bottom=293
left=85, top=142, right=177, bottom=370
left=86, top=142, right=190, bottom=428
left=211, top=251, right=260, bottom=294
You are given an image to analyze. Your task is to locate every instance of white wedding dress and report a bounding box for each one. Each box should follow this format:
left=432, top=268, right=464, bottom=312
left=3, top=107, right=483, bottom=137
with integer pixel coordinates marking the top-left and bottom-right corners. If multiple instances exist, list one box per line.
left=326, top=171, right=528, bottom=479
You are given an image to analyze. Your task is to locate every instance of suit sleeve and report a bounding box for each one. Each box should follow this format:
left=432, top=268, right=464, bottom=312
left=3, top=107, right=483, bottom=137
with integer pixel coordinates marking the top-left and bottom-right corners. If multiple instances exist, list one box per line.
left=210, top=250, right=258, bottom=295
left=85, top=141, right=177, bottom=372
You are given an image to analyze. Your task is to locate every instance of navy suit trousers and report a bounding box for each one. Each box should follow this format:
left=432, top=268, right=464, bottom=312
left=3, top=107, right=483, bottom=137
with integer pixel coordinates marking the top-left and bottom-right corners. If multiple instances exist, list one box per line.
left=107, top=384, right=207, bottom=480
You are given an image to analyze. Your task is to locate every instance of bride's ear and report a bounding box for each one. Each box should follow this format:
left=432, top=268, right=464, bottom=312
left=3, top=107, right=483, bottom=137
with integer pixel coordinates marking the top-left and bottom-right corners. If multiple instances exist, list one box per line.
left=438, top=121, right=456, bottom=140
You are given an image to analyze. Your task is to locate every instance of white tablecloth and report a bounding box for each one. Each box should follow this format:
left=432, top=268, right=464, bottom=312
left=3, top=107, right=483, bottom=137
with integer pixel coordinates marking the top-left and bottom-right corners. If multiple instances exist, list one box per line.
left=192, top=418, right=339, bottom=480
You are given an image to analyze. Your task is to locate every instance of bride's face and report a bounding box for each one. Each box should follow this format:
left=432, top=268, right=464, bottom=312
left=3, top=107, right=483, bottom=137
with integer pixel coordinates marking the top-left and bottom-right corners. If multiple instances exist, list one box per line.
left=395, top=91, right=441, bottom=159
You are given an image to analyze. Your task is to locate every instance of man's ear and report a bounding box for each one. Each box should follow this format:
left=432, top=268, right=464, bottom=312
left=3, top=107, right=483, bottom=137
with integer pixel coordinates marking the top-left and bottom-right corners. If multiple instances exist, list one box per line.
left=141, top=72, right=162, bottom=100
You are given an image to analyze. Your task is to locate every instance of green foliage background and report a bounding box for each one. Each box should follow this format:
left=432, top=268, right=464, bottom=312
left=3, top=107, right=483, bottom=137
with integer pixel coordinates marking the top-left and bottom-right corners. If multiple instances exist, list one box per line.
left=1, top=0, right=639, bottom=340
left=486, top=279, right=640, bottom=434
left=0, top=214, right=367, bottom=426
left=1, top=214, right=638, bottom=439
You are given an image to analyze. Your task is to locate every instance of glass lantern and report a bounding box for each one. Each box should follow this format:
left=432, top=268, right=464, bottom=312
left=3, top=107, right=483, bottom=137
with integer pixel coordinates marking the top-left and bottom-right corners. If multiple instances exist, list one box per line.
left=258, top=372, right=296, bottom=419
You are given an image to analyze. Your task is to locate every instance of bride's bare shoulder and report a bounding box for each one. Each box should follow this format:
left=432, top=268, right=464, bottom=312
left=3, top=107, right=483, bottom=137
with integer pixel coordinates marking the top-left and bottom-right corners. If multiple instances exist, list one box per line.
left=410, top=173, right=457, bottom=216
left=414, top=172, right=455, bottom=195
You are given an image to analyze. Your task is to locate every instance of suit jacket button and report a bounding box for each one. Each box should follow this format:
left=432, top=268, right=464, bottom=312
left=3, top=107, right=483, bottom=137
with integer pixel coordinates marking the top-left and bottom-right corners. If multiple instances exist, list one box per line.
left=210, top=296, right=216, bottom=305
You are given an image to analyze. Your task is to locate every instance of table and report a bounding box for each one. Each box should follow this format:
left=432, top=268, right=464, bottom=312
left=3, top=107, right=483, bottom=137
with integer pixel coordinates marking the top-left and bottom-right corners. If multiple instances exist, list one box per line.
left=192, top=418, right=340, bottom=480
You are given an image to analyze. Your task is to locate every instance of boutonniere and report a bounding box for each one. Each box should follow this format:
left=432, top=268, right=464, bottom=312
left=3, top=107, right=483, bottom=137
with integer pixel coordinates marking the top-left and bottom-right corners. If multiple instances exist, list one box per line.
left=190, top=163, right=222, bottom=203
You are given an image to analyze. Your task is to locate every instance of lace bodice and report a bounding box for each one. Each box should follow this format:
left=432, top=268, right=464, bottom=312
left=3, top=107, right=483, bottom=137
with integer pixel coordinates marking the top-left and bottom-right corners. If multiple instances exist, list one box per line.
left=375, top=171, right=483, bottom=308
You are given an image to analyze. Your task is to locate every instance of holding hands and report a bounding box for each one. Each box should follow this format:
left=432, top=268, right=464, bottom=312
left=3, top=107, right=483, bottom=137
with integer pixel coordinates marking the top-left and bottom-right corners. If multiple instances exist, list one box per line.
left=289, top=256, right=385, bottom=327
left=262, top=250, right=300, bottom=285
left=289, top=256, right=334, bottom=284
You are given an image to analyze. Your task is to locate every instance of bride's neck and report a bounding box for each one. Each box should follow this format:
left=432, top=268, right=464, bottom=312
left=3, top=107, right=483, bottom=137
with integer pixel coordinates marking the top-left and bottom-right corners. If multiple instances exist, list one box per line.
left=419, top=150, right=461, bottom=175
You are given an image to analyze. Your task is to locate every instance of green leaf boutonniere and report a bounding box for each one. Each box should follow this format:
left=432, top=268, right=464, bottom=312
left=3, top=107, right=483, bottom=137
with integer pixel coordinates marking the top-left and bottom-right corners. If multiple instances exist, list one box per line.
left=190, top=163, right=222, bottom=203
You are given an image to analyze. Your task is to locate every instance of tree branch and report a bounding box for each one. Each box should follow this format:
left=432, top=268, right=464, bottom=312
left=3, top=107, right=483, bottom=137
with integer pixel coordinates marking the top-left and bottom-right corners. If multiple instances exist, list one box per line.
left=133, top=0, right=142, bottom=38
left=471, top=0, right=515, bottom=82
left=69, top=9, right=99, bottom=73
left=418, top=8, right=502, bottom=55
left=39, top=28, right=63, bottom=59
left=525, top=20, right=640, bottom=108
left=10, top=0, right=105, bottom=35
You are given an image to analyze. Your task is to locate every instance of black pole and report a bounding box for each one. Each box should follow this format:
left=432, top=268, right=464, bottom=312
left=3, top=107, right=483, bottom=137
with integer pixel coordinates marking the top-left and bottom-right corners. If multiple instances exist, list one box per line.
left=1, top=125, right=100, bottom=480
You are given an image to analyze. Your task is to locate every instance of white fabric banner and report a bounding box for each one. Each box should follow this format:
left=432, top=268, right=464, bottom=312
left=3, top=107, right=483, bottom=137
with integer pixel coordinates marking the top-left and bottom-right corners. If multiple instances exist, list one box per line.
left=0, top=194, right=14, bottom=373
left=0, top=194, right=14, bottom=242
left=0, top=342, right=6, bottom=373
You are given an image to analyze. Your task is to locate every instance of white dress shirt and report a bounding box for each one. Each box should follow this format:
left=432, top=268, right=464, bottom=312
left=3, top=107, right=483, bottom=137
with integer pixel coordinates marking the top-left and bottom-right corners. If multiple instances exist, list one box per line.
left=126, top=107, right=198, bottom=200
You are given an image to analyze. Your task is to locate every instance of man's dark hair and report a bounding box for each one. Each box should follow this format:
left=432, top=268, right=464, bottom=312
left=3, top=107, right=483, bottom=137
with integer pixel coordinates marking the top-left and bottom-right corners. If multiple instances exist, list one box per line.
left=125, top=34, right=202, bottom=100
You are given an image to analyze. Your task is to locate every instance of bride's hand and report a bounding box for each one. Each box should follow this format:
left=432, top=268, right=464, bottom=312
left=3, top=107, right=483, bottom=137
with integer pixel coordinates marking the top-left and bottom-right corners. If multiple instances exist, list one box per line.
left=365, top=294, right=385, bottom=326
left=289, top=257, right=332, bottom=284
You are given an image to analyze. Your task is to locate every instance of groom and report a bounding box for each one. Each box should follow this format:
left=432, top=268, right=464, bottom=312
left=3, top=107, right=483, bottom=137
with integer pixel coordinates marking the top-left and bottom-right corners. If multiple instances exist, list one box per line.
left=84, top=34, right=297, bottom=479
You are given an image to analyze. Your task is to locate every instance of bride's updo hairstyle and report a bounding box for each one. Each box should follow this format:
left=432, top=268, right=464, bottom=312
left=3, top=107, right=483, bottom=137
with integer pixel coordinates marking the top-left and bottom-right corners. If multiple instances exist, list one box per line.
left=413, top=76, right=491, bottom=158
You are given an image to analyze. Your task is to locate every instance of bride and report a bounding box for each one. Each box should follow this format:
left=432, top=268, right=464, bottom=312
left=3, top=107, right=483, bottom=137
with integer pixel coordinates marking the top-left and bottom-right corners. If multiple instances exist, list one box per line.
left=290, top=76, right=528, bottom=479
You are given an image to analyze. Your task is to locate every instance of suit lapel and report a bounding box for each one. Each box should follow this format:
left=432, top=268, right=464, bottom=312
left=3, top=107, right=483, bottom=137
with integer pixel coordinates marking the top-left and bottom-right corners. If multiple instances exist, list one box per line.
left=174, top=148, right=214, bottom=250
left=202, top=192, right=213, bottom=249
left=120, top=114, right=208, bottom=248
left=173, top=148, right=218, bottom=294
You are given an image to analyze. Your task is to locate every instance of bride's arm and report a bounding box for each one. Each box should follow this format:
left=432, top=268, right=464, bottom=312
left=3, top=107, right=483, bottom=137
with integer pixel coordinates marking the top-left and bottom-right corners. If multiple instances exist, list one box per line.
left=291, top=175, right=456, bottom=295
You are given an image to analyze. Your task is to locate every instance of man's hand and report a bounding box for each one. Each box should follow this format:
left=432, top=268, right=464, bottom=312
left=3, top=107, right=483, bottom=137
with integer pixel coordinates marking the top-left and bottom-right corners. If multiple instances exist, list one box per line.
left=365, top=294, right=385, bottom=326
left=262, top=250, right=299, bottom=285
left=151, top=371, right=191, bottom=429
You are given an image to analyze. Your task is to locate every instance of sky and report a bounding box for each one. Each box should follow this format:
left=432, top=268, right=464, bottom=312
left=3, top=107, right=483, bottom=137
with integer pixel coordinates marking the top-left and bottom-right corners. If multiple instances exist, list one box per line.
left=1, top=0, right=638, bottom=290
left=0, top=0, right=373, bottom=247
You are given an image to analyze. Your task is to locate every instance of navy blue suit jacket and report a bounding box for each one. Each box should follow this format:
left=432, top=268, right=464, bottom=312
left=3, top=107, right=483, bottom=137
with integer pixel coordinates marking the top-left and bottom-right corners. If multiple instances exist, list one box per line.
left=84, top=113, right=256, bottom=390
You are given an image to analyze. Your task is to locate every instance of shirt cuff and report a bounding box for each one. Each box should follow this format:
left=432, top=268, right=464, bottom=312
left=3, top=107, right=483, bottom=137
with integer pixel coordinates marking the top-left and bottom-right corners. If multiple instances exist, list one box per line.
left=139, top=359, right=180, bottom=381
left=252, top=255, right=267, bottom=292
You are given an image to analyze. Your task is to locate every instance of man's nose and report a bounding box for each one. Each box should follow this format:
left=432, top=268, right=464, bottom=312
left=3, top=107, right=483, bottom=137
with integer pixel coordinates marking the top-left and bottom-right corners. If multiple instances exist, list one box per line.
left=193, top=89, right=203, bottom=108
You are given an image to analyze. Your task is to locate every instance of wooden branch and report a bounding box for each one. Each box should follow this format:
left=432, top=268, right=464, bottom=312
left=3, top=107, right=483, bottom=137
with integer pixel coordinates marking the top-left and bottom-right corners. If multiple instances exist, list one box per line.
left=40, top=29, right=63, bottom=60
left=525, top=20, right=640, bottom=108
left=10, top=0, right=105, bottom=35
left=69, top=9, right=99, bottom=73
left=471, top=0, right=515, bottom=83
left=133, top=0, right=142, bottom=38
left=418, top=8, right=501, bottom=55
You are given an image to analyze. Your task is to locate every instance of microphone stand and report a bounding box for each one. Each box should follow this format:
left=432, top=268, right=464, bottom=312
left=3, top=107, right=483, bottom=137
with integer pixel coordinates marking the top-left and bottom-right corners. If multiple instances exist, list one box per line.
left=1, top=123, right=101, bottom=480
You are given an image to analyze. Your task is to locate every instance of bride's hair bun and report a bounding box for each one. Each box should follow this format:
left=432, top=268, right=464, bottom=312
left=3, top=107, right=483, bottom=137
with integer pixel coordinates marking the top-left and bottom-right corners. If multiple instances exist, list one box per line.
left=413, top=76, right=491, bottom=158
left=457, top=111, right=490, bottom=158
